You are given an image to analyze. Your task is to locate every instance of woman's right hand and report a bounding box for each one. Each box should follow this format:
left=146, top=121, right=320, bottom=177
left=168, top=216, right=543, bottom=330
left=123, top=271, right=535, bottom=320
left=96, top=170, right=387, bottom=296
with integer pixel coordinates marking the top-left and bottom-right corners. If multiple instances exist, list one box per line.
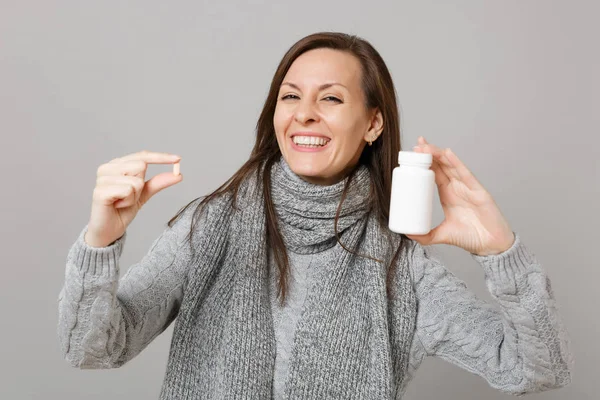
left=84, top=150, right=183, bottom=248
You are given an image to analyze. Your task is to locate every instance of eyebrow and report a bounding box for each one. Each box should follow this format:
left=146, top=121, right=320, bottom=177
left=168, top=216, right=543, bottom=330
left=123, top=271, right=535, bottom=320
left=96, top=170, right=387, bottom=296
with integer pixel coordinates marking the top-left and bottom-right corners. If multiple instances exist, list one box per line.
left=280, top=82, right=348, bottom=91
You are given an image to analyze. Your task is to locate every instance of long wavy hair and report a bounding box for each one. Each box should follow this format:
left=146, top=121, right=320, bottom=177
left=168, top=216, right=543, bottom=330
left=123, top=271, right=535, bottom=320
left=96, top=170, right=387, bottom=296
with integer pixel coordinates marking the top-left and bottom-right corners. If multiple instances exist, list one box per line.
left=167, top=32, right=410, bottom=305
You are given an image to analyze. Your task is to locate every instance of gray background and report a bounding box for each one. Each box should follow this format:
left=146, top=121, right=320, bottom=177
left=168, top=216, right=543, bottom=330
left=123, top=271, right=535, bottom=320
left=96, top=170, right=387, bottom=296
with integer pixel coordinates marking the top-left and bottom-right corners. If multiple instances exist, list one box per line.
left=1, top=0, right=597, bottom=399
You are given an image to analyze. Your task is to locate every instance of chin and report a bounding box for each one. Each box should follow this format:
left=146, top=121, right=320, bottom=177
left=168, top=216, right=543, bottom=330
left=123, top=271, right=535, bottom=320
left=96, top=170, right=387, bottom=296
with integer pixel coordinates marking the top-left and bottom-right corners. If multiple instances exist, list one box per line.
left=291, top=161, right=322, bottom=176
left=283, top=156, right=324, bottom=178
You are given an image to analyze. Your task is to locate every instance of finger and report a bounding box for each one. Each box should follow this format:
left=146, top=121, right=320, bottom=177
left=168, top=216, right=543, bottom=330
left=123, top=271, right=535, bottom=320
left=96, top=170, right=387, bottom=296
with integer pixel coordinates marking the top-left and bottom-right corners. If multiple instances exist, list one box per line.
left=97, top=175, right=145, bottom=206
left=138, top=172, right=183, bottom=206
left=415, top=142, right=444, bottom=160
left=93, top=183, right=136, bottom=207
left=414, top=144, right=451, bottom=186
left=98, top=160, right=147, bottom=178
left=406, top=223, right=448, bottom=246
left=430, top=158, right=450, bottom=187
left=116, top=151, right=181, bottom=164
left=438, top=152, right=461, bottom=181
left=96, top=175, right=144, bottom=189
left=418, top=145, right=461, bottom=181
left=444, top=148, right=483, bottom=191
left=416, top=143, right=480, bottom=190
left=114, top=191, right=135, bottom=208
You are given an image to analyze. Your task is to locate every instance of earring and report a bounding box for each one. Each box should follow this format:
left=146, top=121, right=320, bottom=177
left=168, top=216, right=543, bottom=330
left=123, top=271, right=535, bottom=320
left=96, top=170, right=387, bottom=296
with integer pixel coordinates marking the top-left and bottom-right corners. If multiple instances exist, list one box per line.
left=368, top=134, right=377, bottom=146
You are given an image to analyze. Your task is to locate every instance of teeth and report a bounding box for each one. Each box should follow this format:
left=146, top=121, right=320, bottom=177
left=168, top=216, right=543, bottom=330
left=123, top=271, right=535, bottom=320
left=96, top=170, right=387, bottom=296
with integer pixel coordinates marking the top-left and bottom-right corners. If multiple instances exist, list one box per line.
left=292, top=136, right=330, bottom=146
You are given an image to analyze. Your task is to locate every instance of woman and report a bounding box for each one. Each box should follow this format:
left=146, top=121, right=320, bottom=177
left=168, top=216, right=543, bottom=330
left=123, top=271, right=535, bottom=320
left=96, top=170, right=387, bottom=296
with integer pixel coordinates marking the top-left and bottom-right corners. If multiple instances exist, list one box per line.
left=57, top=32, right=573, bottom=399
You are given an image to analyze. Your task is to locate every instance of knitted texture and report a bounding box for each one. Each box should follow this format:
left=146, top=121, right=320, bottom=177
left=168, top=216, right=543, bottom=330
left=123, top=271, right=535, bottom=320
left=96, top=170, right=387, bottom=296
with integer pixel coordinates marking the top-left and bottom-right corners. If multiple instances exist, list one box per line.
left=58, top=156, right=573, bottom=399
left=155, top=157, right=414, bottom=399
left=269, top=249, right=318, bottom=399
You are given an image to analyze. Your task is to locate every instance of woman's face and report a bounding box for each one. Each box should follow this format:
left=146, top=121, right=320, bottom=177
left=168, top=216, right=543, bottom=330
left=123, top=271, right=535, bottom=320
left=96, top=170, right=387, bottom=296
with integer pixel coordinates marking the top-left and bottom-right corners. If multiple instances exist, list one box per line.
left=273, top=48, right=383, bottom=185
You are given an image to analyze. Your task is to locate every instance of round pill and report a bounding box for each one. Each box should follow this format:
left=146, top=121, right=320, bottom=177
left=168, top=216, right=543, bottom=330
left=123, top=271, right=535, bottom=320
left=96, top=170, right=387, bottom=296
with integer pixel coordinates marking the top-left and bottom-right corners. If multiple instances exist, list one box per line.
left=173, top=162, right=180, bottom=176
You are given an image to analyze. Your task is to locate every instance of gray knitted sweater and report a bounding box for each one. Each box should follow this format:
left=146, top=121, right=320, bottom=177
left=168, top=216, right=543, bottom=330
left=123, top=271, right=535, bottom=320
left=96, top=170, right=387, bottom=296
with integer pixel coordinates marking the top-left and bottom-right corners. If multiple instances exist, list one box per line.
left=58, top=198, right=573, bottom=398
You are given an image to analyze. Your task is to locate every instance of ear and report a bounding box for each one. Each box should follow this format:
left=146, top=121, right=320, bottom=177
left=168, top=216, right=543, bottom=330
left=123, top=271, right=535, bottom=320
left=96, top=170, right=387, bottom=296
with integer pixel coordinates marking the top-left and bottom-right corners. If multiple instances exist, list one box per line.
left=362, top=108, right=384, bottom=142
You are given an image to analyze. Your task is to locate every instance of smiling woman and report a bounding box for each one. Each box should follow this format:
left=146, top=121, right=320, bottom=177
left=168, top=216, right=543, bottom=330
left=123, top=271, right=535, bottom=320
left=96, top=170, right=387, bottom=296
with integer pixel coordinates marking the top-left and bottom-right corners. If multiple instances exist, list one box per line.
left=58, top=31, right=573, bottom=400
left=274, top=48, right=383, bottom=185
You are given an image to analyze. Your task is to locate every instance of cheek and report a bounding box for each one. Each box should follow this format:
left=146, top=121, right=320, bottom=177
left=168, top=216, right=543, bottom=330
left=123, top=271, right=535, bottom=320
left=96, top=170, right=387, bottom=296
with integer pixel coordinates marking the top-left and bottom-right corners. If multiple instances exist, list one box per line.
left=273, top=107, right=290, bottom=135
left=326, top=113, right=364, bottom=142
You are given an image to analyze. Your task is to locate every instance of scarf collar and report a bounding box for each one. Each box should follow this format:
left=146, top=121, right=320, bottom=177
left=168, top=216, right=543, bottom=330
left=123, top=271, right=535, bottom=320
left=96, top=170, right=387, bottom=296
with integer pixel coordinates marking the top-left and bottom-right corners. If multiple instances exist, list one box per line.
left=270, top=156, right=373, bottom=254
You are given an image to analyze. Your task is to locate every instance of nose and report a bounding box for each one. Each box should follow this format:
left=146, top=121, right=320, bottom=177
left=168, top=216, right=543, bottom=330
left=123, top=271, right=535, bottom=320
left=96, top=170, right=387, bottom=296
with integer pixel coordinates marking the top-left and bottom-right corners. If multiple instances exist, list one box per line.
left=293, top=98, right=319, bottom=125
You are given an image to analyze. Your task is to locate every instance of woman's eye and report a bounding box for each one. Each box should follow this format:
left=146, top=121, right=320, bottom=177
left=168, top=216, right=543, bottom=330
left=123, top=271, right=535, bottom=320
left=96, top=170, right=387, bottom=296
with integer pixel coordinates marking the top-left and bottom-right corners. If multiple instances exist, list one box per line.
left=280, top=94, right=341, bottom=103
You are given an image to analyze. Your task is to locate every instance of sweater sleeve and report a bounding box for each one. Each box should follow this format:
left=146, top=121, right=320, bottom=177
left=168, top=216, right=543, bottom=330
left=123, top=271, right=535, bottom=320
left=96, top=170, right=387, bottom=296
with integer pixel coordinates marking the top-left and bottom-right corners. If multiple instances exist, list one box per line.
left=410, top=232, right=573, bottom=395
left=57, top=199, right=205, bottom=369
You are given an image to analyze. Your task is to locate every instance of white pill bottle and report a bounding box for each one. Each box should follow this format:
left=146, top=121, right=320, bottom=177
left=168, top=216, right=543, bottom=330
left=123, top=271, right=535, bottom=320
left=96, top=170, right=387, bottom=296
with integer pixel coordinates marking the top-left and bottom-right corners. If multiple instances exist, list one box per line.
left=388, top=151, right=435, bottom=235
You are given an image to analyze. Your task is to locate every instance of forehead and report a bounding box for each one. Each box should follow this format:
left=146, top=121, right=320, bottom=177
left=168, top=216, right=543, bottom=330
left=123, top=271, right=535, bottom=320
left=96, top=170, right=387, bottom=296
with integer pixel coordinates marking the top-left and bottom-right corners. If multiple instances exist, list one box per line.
left=284, top=48, right=361, bottom=88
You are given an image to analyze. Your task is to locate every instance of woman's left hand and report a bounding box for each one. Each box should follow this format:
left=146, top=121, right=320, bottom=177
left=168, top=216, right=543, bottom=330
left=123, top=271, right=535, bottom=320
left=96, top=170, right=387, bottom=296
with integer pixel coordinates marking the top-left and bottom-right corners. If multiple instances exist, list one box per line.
left=405, top=136, right=515, bottom=256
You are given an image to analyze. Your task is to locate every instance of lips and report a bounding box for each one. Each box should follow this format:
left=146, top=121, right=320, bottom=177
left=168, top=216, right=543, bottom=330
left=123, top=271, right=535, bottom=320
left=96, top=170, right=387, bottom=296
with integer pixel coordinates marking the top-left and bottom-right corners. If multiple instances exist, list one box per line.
left=289, top=135, right=331, bottom=152
left=290, top=132, right=331, bottom=140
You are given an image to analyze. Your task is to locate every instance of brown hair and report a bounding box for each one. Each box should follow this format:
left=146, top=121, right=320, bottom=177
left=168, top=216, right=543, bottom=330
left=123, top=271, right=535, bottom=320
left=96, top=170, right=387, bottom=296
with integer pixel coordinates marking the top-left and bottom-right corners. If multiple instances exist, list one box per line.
left=168, top=32, right=410, bottom=305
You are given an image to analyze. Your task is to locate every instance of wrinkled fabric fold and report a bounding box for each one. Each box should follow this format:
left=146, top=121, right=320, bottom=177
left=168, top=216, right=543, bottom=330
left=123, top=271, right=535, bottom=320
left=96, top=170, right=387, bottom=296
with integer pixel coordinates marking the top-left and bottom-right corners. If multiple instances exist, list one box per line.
left=271, top=157, right=372, bottom=254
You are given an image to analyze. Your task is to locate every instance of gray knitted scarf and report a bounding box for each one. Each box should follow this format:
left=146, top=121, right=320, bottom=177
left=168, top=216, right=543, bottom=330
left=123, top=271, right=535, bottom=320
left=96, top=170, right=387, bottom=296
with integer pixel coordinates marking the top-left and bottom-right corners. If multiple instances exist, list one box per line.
left=159, top=156, right=416, bottom=399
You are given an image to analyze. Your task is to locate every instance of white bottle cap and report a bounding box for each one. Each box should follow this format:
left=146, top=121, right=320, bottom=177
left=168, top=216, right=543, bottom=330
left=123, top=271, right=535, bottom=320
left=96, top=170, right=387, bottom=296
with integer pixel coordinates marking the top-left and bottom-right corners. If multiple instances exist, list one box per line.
left=398, top=151, right=432, bottom=167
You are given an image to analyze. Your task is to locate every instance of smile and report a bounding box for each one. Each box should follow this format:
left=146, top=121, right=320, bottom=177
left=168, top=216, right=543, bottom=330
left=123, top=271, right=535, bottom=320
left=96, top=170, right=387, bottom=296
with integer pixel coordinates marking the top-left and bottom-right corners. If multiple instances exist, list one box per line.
left=290, top=135, right=331, bottom=152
